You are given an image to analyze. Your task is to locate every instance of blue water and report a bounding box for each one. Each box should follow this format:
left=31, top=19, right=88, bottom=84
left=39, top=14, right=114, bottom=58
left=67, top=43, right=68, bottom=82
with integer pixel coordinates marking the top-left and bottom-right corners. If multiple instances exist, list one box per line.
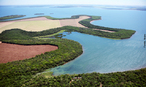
left=0, top=6, right=146, bottom=75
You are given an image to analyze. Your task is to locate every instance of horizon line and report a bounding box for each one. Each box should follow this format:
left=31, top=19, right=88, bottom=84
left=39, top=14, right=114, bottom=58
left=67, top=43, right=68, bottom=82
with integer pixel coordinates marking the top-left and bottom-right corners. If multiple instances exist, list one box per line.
left=0, top=4, right=146, bottom=7
left=0, top=4, right=146, bottom=6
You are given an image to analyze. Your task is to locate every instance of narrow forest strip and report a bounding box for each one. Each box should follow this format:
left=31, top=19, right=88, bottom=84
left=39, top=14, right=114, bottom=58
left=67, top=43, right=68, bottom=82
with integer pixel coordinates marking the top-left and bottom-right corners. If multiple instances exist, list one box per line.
left=0, top=15, right=26, bottom=20
left=33, top=30, right=65, bottom=38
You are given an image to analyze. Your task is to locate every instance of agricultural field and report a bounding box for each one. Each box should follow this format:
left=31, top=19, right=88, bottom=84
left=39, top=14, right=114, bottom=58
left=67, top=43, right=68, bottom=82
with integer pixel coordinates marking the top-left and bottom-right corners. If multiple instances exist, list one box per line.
left=0, top=20, right=61, bottom=33
left=0, top=16, right=89, bottom=33
left=0, top=43, right=58, bottom=63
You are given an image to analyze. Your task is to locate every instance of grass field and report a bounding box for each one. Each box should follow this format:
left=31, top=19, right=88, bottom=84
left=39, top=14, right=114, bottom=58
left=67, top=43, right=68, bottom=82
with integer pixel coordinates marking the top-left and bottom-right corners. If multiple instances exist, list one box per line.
left=0, top=20, right=61, bottom=33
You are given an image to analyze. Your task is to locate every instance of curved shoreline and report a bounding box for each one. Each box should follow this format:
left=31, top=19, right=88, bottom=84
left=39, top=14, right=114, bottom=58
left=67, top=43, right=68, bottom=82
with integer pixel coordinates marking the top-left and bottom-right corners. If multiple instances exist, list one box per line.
left=89, top=19, right=115, bottom=33
left=87, top=17, right=115, bottom=33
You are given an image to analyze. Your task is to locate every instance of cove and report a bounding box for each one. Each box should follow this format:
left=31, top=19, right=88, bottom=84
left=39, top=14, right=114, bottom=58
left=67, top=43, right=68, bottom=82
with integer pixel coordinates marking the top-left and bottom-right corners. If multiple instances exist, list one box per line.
left=47, top=10, right=146, bottom=75
left=47, top=31, right=146, bottom=75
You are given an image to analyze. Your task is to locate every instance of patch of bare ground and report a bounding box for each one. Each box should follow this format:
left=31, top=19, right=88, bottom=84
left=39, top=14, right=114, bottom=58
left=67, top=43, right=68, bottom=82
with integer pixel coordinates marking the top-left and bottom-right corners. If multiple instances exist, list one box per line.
left=0, top=43, right=58, bottom=63
left=60, top=16, right=90, bottom=28
left=100, top=82, right=103, bottom=87
left=60, top=19, right=77, bottom=27
left=0, top=21, right=14, bottom=28
left=93, top=29, right=115, bottom=33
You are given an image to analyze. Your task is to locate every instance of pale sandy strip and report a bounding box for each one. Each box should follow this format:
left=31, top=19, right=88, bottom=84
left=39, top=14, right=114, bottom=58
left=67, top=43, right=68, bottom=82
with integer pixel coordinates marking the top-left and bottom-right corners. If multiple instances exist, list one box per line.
left=93, top=29, right=115, bottom=33
left=0, top=21, right=14, bottom=29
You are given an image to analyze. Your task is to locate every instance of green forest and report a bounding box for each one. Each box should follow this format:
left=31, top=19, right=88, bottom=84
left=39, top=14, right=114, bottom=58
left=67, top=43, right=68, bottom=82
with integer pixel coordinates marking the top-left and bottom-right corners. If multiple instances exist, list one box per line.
left=0, top=31, right=83, bottom=86
left=0, top=15, right=144, bottom=87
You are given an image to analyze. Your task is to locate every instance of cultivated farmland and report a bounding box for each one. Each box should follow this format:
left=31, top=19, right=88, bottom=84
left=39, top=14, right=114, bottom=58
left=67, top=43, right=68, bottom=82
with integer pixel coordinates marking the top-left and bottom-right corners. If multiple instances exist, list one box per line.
left=0, top=16, right=90, bottom=33
left=0, top=20, right=61, bottom=33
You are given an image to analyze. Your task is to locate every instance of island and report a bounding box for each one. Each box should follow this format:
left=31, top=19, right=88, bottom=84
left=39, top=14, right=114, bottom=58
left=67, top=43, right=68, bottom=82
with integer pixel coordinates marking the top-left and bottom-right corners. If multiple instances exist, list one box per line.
left=0, top=15, right=145, bottom=87
left=0, top=15, right=26, bottom=20
left=34, top=13, right=44, bottom=15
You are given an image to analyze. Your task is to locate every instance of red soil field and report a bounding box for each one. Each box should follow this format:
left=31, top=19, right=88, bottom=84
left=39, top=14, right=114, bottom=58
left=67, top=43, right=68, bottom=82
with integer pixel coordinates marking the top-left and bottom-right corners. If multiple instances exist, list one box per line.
left=0, top=43, right=58, bottom=63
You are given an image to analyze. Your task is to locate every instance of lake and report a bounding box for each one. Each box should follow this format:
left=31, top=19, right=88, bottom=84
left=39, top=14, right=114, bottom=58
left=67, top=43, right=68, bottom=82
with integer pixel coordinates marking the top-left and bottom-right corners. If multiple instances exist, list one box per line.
left=0, top=6, right=146, bottom=75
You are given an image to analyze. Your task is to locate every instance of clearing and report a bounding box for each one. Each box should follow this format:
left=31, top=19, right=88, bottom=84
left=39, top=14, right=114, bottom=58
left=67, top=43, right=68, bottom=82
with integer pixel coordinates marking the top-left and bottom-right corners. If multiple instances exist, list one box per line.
left=0, top=43, right=58, bottom=63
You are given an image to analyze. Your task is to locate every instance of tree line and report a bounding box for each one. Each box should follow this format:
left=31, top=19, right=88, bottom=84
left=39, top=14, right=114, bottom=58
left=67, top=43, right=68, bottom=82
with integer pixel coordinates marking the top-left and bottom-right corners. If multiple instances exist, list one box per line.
left=0, top=15, right=26, bottom=21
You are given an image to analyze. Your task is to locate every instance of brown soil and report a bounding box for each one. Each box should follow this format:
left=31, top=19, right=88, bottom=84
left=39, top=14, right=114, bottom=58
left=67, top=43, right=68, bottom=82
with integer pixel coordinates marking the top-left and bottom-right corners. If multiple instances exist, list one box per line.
left=93, top=29, right=115, bottom=33
left=0, top=43, right=58, bottom=63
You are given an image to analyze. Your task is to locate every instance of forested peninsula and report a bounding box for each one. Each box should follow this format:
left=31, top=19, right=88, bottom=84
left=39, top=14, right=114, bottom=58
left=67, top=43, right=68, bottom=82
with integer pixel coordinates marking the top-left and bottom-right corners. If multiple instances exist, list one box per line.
left=0, top=15, right=144, bottom=87
left=45, top=15, right=136, bottom=39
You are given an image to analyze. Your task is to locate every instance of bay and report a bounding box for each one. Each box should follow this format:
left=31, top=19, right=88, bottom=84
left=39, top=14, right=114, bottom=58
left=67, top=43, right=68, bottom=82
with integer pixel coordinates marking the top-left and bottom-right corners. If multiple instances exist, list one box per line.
left=0, top=6, right=146, bottom=75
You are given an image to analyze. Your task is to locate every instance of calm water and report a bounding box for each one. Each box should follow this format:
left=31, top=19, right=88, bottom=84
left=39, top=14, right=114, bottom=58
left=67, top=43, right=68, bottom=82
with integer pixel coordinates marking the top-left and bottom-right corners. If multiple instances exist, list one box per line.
left=0, top=6, right=146, bottom=75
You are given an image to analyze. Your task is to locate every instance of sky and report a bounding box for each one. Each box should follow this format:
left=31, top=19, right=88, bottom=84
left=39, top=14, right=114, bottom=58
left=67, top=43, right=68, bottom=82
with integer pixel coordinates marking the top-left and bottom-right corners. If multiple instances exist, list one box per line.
left=0, top=0, right=146, bottom=6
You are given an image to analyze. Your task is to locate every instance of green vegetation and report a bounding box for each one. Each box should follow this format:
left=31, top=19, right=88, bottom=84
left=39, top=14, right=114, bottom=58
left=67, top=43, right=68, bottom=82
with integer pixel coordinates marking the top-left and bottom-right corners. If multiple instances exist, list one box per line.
left=34, top=30, right=65, bottom=38
left=0, top=28, right=145, bottom=87
left=78, top=15, right=136, bottom=39
left=0, top=15, right=26, bottom=20
left=22, top=68, right=146, bottom=87
left=0, top=15, right=141, bottom=86
left=0, top=29, right=83, bottom=86
left=0, top=25, right=135, bottom=40
left=45, top=15, right=86, bottom=20
left=36, top=25, right=135, bottom=39
left=0, top=15, right=136, bottom=39
left=0, top=28, right=62, bottom=41
left=45, top=15, right=136, bottom=39
left=0, top=26, right=135, bottom=40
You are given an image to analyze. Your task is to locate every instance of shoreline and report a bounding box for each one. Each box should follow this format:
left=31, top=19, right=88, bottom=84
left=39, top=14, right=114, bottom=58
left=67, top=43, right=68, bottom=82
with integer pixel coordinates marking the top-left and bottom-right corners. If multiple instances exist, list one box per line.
left=89, top=18, right=115, bottom=33
left=0, top=16, right=45, bottom=22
